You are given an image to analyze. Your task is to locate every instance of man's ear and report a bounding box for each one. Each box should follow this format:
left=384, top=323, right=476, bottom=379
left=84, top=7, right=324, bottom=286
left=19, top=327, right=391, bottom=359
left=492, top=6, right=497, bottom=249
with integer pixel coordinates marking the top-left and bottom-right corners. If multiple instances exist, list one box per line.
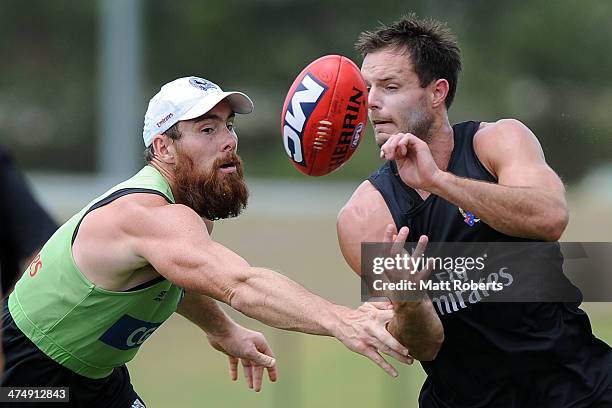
left=431, top=79, right=449, bottom=109
left=152, top=134, right=176, bottom=164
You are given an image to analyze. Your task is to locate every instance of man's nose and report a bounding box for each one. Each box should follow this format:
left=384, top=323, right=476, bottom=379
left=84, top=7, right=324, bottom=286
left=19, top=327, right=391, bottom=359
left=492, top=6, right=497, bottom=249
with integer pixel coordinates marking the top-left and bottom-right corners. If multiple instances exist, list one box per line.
left=368, top=87, right=381, bottom=111
left=221, top=131, right=237, bottom=152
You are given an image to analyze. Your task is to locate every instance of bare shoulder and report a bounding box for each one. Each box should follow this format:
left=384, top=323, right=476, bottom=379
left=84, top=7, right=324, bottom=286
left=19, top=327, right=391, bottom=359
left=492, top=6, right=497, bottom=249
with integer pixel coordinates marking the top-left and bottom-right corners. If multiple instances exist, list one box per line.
left=73, top=190, right=219, bottom=290
left=337, top=181, right=394, bottom=274
left=341, top=180, right=384, bottom=209
left=477, top=118, right=537, bottom=139
left=73, top=193, right=198, bottom=288
left=76, top=192, right=208, bottom=261
left=76, top=193, right=166, bottom=238
left=109, top=193, right=206, bottom=237
left=337, top=181, right=391, bottom=229
left=474, top=119, right=545, bottom=177
left=476, top=119, right=542, bottom=152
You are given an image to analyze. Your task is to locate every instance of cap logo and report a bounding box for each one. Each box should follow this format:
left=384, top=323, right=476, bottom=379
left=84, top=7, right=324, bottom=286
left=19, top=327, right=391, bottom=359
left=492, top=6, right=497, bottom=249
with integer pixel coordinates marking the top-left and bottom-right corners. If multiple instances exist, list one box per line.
left=189, top=77, right=217, bottom=92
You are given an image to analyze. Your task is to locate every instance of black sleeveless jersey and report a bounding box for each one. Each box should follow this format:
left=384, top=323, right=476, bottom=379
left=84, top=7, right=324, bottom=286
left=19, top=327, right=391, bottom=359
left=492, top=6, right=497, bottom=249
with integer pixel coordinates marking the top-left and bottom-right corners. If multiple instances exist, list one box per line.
left=368, top=121, right=612, bottom=407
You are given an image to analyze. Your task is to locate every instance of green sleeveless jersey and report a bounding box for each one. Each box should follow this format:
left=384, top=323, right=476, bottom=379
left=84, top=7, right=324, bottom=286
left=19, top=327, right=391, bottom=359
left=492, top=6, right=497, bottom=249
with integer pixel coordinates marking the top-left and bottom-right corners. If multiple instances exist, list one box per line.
left=8, top=166, right=184, bottom=379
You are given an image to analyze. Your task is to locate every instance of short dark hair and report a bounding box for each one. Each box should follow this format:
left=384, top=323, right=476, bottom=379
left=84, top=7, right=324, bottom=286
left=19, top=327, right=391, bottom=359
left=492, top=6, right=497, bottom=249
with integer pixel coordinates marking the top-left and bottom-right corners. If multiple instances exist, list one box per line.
left=143, top=122, right=182, bottom=163
left=355, top=14, right=462, bottom=108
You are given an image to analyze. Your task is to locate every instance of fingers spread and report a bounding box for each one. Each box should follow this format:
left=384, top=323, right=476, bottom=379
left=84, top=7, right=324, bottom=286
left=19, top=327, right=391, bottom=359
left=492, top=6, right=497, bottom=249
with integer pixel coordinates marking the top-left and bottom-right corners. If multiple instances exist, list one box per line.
left=241, top=359, right=254, bottom=389
left=363, top=347, right=398, bottom=378
left=229, top=356, right=239, bottom=381
left=411, top=235, right=429, bottom=259
left=378, top=343, right=414, bottom=365
left=391, top=226, right=409, bottom=255
left=374, top=325, right=410, bottom=357
left=253, top=365, right=264, bottom=392
left=267, top=364, right=278, bottom=382
left=383, top=224, right=396, bottom=243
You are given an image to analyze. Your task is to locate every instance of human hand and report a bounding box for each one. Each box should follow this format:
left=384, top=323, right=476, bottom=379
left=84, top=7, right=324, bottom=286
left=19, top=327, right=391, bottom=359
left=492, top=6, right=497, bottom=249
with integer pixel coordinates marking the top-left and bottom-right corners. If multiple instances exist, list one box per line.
left=333, top=303, right=414, bottom=378
left=379, top=133, right=442, bottom=191
left=207, top=324, right=277, bottom=392
left=382, top=224, right=433, bottom=304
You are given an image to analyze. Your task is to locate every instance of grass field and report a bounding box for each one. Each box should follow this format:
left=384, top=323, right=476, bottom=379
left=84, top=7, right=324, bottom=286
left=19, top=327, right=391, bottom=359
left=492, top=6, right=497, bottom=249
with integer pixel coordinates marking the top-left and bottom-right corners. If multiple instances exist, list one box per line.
left=126, top=205, right=612, bottom=408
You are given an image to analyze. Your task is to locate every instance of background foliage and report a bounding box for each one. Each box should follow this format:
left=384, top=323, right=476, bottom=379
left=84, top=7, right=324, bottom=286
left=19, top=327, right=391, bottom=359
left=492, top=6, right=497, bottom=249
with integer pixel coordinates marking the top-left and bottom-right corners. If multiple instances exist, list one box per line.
left=1, top=0, right=610, bottom=181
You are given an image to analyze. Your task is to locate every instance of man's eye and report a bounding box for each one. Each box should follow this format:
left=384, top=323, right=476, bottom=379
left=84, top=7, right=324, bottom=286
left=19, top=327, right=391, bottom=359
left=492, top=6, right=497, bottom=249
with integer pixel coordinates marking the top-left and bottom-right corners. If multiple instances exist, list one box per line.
left=227, top=123, right=235, bottom=131
left=201, top=127, right=214, bottom=134
left=386, top=85, right=398, bottom=91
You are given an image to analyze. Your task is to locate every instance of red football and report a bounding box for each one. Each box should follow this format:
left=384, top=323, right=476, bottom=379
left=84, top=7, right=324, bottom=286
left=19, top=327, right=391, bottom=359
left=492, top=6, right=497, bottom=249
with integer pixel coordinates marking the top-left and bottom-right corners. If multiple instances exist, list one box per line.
left=281, top=55, right=368, bottom=176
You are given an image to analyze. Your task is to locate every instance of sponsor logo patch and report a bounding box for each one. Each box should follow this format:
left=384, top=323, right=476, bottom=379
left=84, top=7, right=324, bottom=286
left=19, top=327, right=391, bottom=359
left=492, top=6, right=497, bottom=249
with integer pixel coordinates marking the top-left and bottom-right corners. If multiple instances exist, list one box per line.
left=156, top=112, right=174, bottom=128
left=99, top=315, right=162, bottom=351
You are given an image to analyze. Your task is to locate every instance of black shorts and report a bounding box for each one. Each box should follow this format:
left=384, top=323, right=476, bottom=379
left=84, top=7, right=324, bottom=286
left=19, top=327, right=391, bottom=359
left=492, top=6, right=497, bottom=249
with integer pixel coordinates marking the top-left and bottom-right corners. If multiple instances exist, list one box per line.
left=1, top=300, right=146, bottom=407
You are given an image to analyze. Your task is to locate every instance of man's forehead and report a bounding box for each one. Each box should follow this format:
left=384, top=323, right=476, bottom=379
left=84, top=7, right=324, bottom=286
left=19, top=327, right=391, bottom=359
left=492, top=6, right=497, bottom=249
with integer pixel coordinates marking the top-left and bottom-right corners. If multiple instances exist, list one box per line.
left=361, top=48, right=414, bottom=78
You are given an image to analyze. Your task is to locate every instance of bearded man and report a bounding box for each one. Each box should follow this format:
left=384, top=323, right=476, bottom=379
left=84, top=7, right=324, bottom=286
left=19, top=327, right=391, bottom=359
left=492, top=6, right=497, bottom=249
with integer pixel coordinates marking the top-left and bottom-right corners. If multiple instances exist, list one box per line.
left=1, top=76, right=411, bottom=407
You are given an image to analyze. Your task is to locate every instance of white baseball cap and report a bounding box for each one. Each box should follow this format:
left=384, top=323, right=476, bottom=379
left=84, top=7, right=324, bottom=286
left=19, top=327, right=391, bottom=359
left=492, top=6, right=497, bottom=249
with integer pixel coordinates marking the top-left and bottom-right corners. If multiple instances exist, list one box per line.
left=142, top=76, right=254, bottom=147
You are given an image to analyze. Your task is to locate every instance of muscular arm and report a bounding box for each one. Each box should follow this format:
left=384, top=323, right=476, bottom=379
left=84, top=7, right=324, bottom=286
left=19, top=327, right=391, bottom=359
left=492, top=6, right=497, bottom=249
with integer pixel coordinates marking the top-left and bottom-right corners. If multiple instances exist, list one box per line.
left=128, top=202, right=349, bottom=336
left=337, top=181, right=444, bottom=361
left=176, top=291, right=235, bottom=336
left=430, top=119, right=568, bottom=241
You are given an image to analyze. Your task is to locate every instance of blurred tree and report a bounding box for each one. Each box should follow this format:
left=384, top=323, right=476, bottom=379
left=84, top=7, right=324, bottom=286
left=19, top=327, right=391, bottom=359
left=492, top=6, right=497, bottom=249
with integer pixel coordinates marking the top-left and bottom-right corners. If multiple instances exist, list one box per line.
left=0, top=0, right=96, bottom=171
left=1, top=0, right=609, bottom=182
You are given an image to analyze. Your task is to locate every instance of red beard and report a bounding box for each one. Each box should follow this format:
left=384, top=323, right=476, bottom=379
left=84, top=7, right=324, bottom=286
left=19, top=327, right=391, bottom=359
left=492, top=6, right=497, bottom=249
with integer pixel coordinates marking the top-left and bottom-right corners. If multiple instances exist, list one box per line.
left=173, top=149, right=249, bottom=220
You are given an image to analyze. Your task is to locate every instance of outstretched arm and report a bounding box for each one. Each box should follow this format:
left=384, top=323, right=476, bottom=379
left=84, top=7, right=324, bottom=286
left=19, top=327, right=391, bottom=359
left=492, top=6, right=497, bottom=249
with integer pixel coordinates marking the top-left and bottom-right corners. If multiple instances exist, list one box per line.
left=176, top=290, right=234, bottom=336
left=117, top=197, right=411, bottom=377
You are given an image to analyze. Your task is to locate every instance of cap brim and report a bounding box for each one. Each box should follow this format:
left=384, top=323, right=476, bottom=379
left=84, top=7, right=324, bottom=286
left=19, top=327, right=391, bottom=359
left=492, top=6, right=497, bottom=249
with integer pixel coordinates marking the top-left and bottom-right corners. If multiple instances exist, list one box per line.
left=179, top=91, right=253, bottom=122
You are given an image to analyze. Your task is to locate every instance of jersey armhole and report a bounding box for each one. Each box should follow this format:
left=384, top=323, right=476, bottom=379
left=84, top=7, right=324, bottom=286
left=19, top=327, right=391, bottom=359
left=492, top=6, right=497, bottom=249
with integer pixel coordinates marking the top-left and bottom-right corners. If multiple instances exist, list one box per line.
left=366, top=177, right=404, bottom=231
left=471, top=125, right=498, bottom=182
left=69, top=188, right=173, bottom=292
left=71, top=188, right=172, bottom=245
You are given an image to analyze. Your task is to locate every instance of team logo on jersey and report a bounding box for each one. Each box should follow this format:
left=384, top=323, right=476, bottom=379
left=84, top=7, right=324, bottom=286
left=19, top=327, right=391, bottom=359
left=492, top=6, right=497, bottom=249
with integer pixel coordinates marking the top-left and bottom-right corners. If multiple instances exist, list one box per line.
left=131, top=399, right=146, bottom=408
left=458, top=207, right=480, bottom=226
